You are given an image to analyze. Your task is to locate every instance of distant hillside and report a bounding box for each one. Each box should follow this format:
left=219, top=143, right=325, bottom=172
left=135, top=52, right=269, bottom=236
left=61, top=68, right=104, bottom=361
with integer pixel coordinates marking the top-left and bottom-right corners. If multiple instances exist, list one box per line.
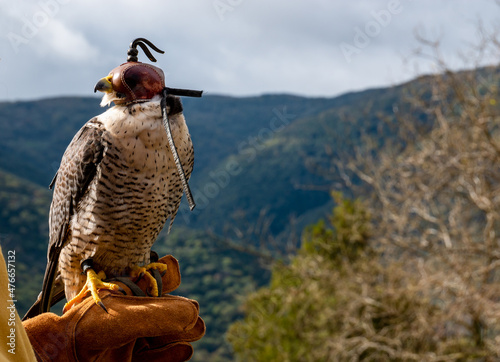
left=0, top=97, right=103, bottom=185
left=182, top=85, right=413, bottom=235
left=0, top=169, right=50, bottom=313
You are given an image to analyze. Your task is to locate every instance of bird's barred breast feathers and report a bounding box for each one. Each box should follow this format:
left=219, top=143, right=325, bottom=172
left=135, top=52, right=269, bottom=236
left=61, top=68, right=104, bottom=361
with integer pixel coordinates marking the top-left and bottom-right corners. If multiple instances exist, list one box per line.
left=56, top=98, right=193, bottom=281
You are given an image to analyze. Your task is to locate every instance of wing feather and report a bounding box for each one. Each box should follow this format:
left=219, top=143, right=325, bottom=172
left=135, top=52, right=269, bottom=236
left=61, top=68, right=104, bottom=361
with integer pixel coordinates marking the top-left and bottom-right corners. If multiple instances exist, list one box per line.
left=28, top=118, right=105, bottom=317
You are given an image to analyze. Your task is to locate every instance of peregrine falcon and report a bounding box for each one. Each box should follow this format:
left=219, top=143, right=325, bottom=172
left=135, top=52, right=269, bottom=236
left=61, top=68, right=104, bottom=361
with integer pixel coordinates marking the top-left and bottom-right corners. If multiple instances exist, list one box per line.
left=24, top=39, right=198, bottom=318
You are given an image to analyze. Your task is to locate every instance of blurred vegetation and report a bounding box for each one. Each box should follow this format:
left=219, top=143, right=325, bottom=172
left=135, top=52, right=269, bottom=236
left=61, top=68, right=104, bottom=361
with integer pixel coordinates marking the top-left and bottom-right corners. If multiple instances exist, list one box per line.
left=227, top=194, right=445, bottom=360
left=0, top=170, right=49, bottom=313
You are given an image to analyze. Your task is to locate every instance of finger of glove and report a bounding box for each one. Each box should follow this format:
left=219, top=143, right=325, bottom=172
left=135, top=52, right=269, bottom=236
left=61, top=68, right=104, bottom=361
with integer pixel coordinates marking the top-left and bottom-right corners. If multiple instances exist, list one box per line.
left=135, top=316, right=205, bottom=353
left=75, top=293, right=201, bottom=349
left=133, top=341, right=194, bottom=362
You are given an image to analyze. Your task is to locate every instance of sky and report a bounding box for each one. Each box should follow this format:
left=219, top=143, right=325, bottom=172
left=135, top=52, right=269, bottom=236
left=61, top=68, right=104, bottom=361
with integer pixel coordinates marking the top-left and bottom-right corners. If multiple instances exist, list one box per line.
left=0, top=0, right=499, bottom=102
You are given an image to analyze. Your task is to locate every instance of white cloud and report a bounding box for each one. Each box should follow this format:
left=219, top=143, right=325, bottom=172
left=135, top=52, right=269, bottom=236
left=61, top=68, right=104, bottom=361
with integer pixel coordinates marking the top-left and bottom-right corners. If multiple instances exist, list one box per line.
left=44, top=20, right=99, bottom=62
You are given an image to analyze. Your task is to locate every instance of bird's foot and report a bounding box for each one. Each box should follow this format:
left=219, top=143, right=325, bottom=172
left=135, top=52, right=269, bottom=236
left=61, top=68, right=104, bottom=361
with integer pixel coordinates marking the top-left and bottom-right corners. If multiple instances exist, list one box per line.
left=130, top=262, right=168, bottom=297
left=63, top=266, right=121, bottom=314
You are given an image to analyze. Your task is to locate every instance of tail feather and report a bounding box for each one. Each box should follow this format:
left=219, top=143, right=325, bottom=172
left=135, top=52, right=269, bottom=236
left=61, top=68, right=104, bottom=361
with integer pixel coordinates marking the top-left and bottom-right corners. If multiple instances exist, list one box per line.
left=40, top=259, right=59, bottom=313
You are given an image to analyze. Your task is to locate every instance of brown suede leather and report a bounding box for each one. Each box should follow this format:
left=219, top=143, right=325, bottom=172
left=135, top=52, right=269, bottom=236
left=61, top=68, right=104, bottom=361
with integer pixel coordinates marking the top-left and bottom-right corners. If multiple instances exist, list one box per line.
left=23, top=255, right=205, bottom=362
left=109, top=62, right=165, bottom=105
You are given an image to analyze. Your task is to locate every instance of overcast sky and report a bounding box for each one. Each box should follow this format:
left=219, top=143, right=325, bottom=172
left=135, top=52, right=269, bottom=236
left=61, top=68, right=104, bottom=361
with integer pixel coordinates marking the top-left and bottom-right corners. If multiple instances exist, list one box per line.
left=0, top=0, right=499, bottom=102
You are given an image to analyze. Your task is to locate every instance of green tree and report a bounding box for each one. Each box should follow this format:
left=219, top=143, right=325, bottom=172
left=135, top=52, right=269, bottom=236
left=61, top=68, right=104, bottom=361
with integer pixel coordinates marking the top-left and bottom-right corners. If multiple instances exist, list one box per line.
left=228, top=194, right=447, bottom=361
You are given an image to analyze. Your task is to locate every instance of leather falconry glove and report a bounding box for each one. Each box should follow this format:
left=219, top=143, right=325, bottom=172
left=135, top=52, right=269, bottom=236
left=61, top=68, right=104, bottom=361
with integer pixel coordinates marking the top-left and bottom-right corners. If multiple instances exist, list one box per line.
left=22, top=255, right=205, bottom=362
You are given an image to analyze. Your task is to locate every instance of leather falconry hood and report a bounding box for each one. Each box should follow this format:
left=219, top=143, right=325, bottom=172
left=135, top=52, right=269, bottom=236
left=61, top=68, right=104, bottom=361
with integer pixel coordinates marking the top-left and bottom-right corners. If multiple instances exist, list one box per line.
left=107, top=38, right=166, bottom=105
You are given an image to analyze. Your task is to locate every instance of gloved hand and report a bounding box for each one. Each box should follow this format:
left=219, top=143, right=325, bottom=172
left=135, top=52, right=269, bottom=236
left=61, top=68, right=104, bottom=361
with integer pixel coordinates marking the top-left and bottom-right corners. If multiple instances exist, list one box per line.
left=23, top=255, right=205, bottom=362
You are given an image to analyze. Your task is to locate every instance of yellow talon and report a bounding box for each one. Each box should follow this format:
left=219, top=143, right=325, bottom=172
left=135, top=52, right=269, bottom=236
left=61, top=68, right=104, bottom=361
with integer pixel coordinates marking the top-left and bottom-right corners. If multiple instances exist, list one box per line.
left=131, top=262, right=168, bottom=297
left=63, top=269, right=121, bottom=313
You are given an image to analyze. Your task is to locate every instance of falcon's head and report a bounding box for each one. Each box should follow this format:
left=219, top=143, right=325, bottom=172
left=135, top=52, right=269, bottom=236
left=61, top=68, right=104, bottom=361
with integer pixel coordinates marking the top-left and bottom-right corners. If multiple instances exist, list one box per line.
left=94, top=62, right=165, bottom=107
